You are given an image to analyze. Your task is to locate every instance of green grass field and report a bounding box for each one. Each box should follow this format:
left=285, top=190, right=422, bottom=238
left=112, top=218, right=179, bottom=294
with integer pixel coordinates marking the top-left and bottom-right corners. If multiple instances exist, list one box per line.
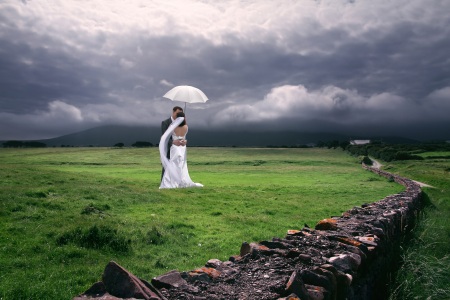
left=0, top=147, right=424, bottom=299
left=382, top=154, right=450, bottom=300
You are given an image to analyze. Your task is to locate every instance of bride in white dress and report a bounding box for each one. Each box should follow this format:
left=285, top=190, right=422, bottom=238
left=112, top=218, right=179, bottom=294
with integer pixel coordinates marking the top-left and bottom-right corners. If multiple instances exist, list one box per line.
left=159, top=112, right=203, bottom=189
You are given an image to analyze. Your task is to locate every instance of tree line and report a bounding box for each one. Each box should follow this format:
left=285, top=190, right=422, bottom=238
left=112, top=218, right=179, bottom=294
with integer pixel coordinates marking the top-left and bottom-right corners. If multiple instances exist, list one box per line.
left=313, top=139, right=450, bottom=162
left=2, top=141, right=47, bottom=148
left=345, top=141, right=450, bottom=162
left=2, top=141, right=156, bottom=148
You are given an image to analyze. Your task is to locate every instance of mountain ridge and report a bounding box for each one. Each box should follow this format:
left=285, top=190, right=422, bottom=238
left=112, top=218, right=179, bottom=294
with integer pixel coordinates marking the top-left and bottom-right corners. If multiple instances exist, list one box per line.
left=23, top=125, right=420, bottom=147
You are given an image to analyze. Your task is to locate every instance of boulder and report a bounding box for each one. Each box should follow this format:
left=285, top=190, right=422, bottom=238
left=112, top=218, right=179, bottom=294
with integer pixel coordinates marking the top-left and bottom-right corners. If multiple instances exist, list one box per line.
left=102, top=261, right=163, bottom=300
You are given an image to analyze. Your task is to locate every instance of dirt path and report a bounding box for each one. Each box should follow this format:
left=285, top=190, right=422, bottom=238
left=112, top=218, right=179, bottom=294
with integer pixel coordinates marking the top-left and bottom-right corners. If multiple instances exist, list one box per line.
left=369, top=157, right=433, bottom=188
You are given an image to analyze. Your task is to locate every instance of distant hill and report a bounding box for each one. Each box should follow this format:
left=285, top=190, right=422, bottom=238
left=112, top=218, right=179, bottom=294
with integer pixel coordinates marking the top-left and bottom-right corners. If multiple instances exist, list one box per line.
left=31, top=125, right=354, bottom=147
left=0, top=125, right=421, bottom=147
left=37, top=125, right=162, bottom=147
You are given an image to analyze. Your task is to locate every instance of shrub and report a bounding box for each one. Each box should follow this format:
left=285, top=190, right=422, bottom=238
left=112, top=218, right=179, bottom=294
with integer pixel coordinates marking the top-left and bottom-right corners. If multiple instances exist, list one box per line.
left=360, top=156, right=373, bottom=165
left=81, top=203, right=110, bottom=216
left=146, top=226, right=165, bottom=245
left=56, top=224, right=131, bottom=252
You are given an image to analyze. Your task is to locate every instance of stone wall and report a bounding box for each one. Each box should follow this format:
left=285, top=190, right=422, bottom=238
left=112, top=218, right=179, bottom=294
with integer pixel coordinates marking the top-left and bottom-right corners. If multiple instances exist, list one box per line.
left=75, top=163, right=423, bottom=300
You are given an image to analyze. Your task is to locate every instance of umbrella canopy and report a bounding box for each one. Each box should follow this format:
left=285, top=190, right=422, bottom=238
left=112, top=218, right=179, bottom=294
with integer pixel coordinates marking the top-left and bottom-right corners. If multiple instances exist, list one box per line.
left=163, top=85, right=208, bottom=110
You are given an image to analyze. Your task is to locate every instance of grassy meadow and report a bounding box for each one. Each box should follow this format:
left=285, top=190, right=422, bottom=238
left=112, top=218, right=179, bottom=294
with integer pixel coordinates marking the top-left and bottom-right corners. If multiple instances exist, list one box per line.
left=384, top=152, right=450, bottom=300
left=1, top=147, right=406, bottom=299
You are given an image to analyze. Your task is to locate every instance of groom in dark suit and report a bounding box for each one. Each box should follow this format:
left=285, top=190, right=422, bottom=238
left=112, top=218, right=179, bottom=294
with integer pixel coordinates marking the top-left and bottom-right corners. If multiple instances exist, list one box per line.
left=161, top=106, right=186, bottom=180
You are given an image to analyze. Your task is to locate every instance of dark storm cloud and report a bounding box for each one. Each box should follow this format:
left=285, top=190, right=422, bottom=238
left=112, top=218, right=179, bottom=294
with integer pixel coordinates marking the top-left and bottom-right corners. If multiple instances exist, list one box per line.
left=0, top=5, right=112, bottom=113
left=0, top=0, right=449, bottom=140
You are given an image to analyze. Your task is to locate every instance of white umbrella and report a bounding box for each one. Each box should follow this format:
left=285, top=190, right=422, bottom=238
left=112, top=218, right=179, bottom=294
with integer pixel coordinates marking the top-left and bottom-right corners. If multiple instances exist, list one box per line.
left=163, top=85, right=209, bottom=110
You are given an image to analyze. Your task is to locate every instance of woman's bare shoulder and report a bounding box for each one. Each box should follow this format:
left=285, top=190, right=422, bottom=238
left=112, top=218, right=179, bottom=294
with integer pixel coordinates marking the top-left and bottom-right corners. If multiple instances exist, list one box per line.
left=174, top=125, right=188, bottom=134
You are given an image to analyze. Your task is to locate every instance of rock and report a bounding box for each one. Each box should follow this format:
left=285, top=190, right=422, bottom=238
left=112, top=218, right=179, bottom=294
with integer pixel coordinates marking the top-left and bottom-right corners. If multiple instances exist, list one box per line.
left=191, top=267, right=221, bottom=279
left=187, top=272, right=211, bottom=283
left=356, top=236, right=378, bottom=247
left=320, top=264, right=351, bottom=299
left=305, top=284, right=326, bottom=300
left=328, top=235, right=362, bottom=248
left=315, top=219, right=338, bottom=231
left=240, top=241, right=271, bottom=257
left=328, top=253, right=361, bottom=273
left=260, top=240, right=292, bottom=250
left=313, top=267, right=337, bottom=300
left=298, top=254, right=313, bottom=263
left=102, top=261, right=163, bottom=300
left=205, top=259, right=222, bottom=269
left=285, top=249, right=302, bottom=259
left=285, top=271, right=311, bottom=300
left=151, top=270, right=188, bottom=290
left=339, top=243, right=367, bottom=263
left=72, top=281, right=111, bottom=300
left=300, top=269, right=332, bottom=296
left=240, top=241, right=252, bottom=256
left=278, top=293, right=301, bottom=300
left=287, top=229, right=302, bottom=236
left=73, top=292, right=122, bottom=300
left=228, top=255, right=241, bottom=262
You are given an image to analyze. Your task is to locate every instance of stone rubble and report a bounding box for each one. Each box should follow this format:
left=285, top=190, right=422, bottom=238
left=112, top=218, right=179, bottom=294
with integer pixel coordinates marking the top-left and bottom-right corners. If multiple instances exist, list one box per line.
left=74, top=163, right=422, bottom=300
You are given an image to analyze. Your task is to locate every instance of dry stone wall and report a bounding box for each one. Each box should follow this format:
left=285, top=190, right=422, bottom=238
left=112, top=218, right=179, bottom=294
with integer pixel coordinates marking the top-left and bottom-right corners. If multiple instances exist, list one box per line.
left=74, top=163, right=423, bottom=300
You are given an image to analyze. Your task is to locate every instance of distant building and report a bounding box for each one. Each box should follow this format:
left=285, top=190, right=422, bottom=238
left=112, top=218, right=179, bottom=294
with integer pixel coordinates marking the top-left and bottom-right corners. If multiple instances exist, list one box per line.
left=350, top=139, right=371, bottom=145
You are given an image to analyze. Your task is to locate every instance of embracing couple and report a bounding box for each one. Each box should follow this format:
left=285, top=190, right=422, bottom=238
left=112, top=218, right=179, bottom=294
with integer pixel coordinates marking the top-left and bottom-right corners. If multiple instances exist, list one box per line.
left=159, top=106, right=203, bottom=189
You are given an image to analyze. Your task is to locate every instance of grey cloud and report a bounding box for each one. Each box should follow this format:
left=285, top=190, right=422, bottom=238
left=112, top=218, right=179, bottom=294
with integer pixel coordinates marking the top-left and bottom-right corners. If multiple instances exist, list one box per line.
left=1, top=0, right=450, bottom=140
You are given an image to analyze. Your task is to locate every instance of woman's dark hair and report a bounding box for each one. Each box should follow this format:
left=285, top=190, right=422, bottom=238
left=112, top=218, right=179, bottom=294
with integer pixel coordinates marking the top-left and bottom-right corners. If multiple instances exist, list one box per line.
left=176, top=112, right=186, bottom=126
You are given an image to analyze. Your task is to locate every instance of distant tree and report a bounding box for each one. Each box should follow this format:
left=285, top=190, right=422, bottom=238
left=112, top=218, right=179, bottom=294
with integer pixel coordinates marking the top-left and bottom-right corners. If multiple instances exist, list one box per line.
left=339, top=140, right=350, bottom=150
left=114, top=143, right=125, bottom=148
left=327, top=140, right=340, bottom=149
left=131, top=141, right=153, bottom=147
left=361, top=156, right=373, bottom=165
left=316, top=141, right=326, bottom=148
left=3, top=141, right=24, bottom=148
left=23, top=141, right=46, bottom=148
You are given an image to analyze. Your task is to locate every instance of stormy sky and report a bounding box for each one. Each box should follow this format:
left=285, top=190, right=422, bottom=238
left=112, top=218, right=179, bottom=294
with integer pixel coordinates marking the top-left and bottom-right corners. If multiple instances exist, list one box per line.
left=1, top=0, right=449, bottom=140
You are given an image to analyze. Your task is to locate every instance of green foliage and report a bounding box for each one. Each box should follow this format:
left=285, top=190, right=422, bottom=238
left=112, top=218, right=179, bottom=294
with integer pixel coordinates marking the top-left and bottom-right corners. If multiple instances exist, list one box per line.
left=25, top=190, right=49, bottom=198
left=56, top=225, right=131, bottom=252
left=386, top=157, right=450, bottom=299
left=390, top=217, right=450, bottom=299
left=131, top=141, right=153, bottom=147
left=347, top=142, right=450, bottom=162
left=81, top=203, right=110, bottom=216
left=316, top=139, right=350, bottom=150
left=146, top=226, right=165, bottom=245
left=3, top=140, right=47, bottom=148
left=360, top=156, right=373, bottom=165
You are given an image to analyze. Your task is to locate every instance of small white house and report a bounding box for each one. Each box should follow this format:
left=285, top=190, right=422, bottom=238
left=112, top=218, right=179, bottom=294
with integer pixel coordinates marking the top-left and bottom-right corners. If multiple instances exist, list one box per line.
left=350, top=140, right=371, bottom=145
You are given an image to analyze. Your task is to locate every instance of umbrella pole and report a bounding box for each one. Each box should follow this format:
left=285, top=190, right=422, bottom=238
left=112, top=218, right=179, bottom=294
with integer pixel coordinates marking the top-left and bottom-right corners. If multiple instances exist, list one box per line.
left=184, top=102, right=187, bottom=112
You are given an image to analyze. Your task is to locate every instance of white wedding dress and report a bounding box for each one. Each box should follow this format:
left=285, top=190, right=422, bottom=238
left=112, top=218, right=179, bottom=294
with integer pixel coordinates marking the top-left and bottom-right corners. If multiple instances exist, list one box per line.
left=159, top=117, right=203, bottom=189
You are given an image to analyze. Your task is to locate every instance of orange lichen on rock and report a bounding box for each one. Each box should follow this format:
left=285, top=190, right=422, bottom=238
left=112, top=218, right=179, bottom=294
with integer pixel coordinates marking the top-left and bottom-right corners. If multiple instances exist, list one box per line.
left=315, top=218, right=338, bottom=230
left=191, top=267, right=221, bottom=279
